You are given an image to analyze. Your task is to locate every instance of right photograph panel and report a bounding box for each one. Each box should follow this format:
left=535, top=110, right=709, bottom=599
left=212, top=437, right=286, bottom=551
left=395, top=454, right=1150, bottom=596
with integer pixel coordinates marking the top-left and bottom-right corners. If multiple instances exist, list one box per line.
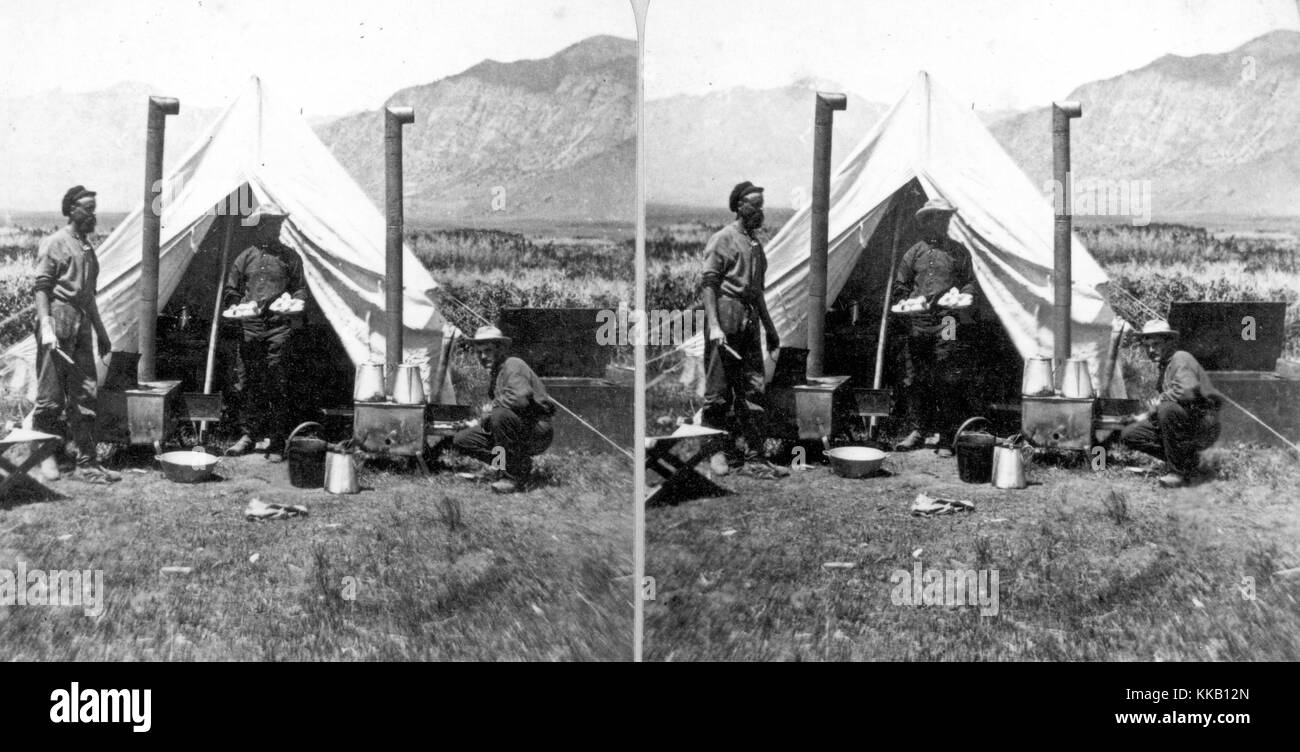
left=641, top=0, right=1300, bottom=661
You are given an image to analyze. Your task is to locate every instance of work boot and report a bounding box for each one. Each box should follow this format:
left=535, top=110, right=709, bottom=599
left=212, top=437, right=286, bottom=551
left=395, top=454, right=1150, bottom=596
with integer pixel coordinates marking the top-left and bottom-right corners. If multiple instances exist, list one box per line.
left=263, top=438, right=285, bottom=462
left=226, top=435, right=253, bottom=456
left=894, top=430, right=924, bottom=451
left=708, top=451, right=731, bottom=477
left=76, top=463, right=121, bottom=484
left=38, top=455, right=61, bottom=481
left=1158, top=473, right=1187, bottom=489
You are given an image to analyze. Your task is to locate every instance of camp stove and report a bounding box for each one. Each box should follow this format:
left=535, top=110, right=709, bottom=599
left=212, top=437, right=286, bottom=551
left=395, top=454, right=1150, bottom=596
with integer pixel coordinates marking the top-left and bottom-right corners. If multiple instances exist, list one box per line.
left=1020, top=395, right=1094, bottom=451
left=352, top=401, right=428, bottom=457
left=97, top=380, right=183, bottom=447
left=793, top=375, right=853, bottom=441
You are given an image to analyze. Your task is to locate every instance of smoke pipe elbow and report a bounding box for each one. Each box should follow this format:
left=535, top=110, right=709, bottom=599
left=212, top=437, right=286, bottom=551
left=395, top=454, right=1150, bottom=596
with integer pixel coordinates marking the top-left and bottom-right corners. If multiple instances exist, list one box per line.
left=149, top=97, right=180, bottom=117
left=386, top=106, right=415, bottom=126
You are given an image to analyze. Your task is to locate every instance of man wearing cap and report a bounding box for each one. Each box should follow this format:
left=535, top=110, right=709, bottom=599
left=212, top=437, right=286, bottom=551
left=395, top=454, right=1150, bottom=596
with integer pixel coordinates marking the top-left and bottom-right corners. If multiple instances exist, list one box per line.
left=222, top=203, right=308, bottom=457
left=1119, top=320, right=1222, bottom=488
left=31, top=185, right=120, bottom=483
left=452, top=325, right=556, bottom=493
left=700, top=181, right=784, bottom=477
left=892, top=197, right=978, bottom=456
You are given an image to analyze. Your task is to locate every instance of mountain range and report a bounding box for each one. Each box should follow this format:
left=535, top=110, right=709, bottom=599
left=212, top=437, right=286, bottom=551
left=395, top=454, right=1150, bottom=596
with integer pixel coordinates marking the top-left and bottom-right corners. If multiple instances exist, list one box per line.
left=4, top=30, right=1300, bottom=222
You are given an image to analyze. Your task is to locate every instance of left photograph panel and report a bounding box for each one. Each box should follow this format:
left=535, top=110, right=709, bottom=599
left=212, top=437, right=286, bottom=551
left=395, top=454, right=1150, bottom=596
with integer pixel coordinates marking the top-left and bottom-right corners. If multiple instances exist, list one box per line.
left=0, top=0, right=636, bottom=661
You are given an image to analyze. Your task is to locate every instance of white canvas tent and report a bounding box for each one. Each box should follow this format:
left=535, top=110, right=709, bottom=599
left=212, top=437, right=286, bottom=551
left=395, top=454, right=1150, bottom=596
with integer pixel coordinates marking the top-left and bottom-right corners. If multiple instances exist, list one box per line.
left=684, top=71, right=1125, bottom=397
left=1, top=77, right=456, bottom=403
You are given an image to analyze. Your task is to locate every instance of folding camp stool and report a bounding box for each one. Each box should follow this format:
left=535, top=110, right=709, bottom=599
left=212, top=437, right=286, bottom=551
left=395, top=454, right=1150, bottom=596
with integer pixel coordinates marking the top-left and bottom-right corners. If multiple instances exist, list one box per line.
left=0, top=428, right=62, bottom=500
left=644, top=425, right=730, bottom=506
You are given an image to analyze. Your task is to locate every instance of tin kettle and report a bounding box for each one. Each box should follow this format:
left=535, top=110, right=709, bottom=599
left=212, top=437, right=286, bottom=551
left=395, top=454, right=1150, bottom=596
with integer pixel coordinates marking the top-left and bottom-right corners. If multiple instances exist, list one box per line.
left=323, top=441, right=361, bottom=495
left=991, top=435, right=1030, bottom=490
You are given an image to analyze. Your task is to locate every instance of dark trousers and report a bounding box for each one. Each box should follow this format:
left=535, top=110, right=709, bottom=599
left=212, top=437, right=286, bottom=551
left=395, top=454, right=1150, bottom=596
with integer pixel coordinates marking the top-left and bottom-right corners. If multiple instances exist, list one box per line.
left=234, top=323, right=292, bottom=441
left=900, top=329, right=971, bottom=443
left=701, top=299, right=767, bottom=460
left=33, top=303, right=98, bottom=465
left=1120, top=401, right=1220, bottom=476
left=452, top=406, right=553, bottom=479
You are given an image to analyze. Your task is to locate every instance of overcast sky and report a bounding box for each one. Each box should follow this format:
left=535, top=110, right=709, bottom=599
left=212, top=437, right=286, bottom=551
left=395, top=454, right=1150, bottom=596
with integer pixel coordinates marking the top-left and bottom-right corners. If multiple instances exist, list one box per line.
left=0, top=0, right=636, bottom=118
left=2, top=1, right=1298, bottom=117
left=645, top=0, right=1300, bottom=109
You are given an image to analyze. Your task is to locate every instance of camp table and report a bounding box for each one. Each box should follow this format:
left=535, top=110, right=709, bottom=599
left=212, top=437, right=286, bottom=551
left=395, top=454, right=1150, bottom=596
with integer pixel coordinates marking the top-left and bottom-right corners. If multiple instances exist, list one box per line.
left=644, top=425, right=730, bottom=506
left=0, top=428, right=62, bottom=499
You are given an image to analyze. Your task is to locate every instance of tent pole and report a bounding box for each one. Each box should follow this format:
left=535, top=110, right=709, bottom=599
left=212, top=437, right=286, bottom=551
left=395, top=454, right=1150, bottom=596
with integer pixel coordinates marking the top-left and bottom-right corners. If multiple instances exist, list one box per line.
left=869, top=202, right=906, bottom=436
left=432, top=330, right=456, bottom=404
left=199, top=214, right=237, bottom=442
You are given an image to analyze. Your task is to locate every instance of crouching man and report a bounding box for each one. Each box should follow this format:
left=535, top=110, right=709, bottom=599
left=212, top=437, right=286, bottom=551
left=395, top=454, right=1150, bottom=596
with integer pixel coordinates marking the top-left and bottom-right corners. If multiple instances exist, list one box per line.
left=452, top=326, right=555, bottom=493
left=1119, top=320, right=1222, bottom=488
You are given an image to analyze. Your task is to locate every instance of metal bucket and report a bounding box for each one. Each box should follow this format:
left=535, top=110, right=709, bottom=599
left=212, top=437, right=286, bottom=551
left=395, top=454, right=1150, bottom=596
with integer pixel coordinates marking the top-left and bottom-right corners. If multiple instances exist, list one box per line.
left=1060, top=359, right=1094, bottom=398
left=953, top=417, right=996, bottom=484
left=1022, top=357, right=1055, bottom=396
left=392, top=363, right=425, bottom=405
left=353, top=362, right=387, bottom=402
left=285, top=421, right=327, bottom=489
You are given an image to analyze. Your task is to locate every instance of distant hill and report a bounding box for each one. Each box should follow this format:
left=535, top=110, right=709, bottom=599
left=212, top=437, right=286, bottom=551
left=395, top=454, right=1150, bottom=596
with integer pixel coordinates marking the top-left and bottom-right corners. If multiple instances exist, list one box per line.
left=315, top=35, right=636, bottom=223
left=991, top=30, right=1300, bottom=218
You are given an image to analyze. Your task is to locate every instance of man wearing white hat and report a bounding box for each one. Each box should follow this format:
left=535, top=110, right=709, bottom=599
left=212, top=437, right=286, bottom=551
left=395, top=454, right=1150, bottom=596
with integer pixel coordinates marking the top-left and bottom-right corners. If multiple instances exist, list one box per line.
left=892, top=197, right=978, bottom=456
left=1119, top=319, right=1222, bottom=488
left=452, top=325, right=556, bottom=493
left=222, top=202, right=308, bottom=457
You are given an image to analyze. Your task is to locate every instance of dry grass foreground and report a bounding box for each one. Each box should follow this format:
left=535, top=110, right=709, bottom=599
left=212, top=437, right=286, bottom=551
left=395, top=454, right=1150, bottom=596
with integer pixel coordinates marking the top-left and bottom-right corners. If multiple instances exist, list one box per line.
left=645, top=445, right=1300, bottom=661
left=0, top=450, right=633, bottom=661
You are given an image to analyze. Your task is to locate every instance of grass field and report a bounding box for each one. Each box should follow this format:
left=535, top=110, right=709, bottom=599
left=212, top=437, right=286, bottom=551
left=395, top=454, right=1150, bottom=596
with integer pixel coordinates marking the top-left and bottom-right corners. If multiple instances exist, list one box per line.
left=1, top=451, right=631, bottom=661
left=646, top=445, right=1300, bottom=661
left=0, top=221, right=634, bottom=661
left=642, top=215, right=1300, bottom=661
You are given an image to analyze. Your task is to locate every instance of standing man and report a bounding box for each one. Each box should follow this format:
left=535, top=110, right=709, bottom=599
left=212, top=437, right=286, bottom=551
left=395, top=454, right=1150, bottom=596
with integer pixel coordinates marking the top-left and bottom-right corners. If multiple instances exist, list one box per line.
left=223, top=203, right=308, bottom=458
left=700, top=181, right=784, bottom=477
left=892, top=197, right=978, bottom=457
left=452, top=325, right=556, bottom=494
left=31, top=185, right=119, bottom=483
left=1119, top=320, right=1222, bottom=488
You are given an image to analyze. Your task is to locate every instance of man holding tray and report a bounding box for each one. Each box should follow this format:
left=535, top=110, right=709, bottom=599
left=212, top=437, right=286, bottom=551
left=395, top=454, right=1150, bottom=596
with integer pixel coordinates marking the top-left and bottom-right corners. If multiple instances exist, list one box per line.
left=891, top=197, right=978, bottom=457
left=222, top=203, right=308, bottom=457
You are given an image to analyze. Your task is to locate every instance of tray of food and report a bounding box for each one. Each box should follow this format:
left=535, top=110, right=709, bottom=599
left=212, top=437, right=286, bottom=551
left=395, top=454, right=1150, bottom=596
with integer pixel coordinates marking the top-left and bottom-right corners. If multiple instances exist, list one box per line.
left=268, top=293, right=305, bottom=315
left=890, top=295, right=930, bottom=315
left=936, top=287, right=973, bottom=309
left=222, top=301, right=262, bottom=320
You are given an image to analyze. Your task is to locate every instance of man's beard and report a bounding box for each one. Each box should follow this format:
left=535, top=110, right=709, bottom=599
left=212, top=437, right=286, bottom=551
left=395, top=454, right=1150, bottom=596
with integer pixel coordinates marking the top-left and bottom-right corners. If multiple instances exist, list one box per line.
left=739, top=207, right=764, bottom=230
